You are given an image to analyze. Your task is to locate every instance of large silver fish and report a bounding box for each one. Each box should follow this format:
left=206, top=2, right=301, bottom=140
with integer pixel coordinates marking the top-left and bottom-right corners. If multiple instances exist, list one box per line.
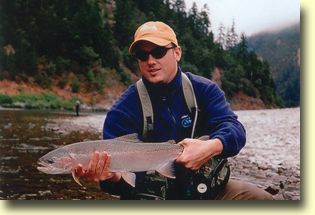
left=37, top=134, right=186, bottom=187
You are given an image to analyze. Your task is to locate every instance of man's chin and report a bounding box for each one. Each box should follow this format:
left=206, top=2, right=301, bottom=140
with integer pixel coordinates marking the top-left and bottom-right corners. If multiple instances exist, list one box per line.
left=149, top=79, right=164, bottom=84
left=145, top=74, right=163, bottom=84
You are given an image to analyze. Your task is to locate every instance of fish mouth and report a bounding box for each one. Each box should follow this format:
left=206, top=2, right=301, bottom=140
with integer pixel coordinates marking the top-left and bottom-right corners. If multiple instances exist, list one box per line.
left=37, top=161, right=54, bottom=172
left=37, top=160, right=48, bottom=167
left=37, top=161, right=71, bottom=174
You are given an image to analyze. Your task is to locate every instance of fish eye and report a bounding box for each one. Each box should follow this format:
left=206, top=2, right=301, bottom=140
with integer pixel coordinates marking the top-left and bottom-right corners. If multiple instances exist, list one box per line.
left=47, top=159, right=54, bottom=164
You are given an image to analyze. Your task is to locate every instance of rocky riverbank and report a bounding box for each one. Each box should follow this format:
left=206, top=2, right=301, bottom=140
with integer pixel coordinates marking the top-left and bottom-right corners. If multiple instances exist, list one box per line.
left=230, top=108, right=300, bottom=200
left=49, top=107, right=300, bottom=200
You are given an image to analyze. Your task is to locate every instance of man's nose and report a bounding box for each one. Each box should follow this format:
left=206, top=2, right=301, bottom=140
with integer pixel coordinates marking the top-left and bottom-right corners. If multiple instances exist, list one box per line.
left=147, top=54, right=156, bottom=65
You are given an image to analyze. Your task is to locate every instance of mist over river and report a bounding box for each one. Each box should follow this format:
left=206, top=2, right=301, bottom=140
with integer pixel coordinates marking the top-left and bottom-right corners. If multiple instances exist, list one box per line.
left=0, top=108, right=300, bottom=200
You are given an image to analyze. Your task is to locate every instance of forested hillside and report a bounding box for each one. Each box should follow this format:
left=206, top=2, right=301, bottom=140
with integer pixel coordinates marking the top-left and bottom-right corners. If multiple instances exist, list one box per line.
left=0, top=0, right=282, bottom=108
left=247, top=23, right=300, bottom=107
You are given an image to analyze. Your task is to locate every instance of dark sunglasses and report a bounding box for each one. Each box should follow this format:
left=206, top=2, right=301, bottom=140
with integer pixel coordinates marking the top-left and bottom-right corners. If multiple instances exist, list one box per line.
left=135, top=46, right=175, bottom=61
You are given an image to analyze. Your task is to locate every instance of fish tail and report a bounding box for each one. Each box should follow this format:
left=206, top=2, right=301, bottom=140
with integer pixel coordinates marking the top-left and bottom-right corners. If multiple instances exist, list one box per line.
left=72, top=169, right=82, bottom=186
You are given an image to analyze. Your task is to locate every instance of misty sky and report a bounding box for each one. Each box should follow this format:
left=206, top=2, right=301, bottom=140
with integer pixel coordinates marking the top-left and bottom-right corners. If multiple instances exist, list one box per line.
left=184, top=0, right=300, bottom=39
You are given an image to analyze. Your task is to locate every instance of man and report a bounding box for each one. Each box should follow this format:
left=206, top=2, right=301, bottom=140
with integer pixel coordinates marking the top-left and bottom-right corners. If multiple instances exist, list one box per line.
left=75, top=100, right=80, bottom=116
left=75, top=21, right=273, bottom=200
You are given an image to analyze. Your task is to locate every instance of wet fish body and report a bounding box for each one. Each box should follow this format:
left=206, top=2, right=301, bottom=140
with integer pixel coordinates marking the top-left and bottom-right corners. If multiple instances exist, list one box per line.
left=37, top=134, right=184, bottom=187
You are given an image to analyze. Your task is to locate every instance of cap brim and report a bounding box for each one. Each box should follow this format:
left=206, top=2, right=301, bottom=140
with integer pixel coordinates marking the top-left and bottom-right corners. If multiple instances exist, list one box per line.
left=129, top=37, right=172, bottom=53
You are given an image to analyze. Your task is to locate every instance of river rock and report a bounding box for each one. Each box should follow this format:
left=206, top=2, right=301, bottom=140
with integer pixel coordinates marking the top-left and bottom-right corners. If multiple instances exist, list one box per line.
left=45, top=123, right=60, bottom=131
left=28, top=123, right=36, bottom=129
left=4, top=123, right=12, bottom=129
left=39, top=190, right=52, bottom=196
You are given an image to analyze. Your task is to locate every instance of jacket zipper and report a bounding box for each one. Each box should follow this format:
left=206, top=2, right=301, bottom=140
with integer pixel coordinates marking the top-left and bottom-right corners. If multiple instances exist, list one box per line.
left=163, top=96, right=178, bottom=137
left=168, top=106, right=177, bottom=127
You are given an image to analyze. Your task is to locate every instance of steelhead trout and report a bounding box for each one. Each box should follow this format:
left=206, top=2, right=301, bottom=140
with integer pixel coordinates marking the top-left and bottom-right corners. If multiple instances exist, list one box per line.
left=37, top=134, right=186, bottom=187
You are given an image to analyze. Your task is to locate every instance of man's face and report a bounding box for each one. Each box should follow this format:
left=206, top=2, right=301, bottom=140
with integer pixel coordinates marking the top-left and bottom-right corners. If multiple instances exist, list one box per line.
left=136, top=41, right=181, bottom=84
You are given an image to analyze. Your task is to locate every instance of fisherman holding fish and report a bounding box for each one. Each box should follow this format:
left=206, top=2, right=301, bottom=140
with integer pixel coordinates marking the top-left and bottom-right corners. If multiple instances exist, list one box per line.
left=40, top=21, right=273, bottom=200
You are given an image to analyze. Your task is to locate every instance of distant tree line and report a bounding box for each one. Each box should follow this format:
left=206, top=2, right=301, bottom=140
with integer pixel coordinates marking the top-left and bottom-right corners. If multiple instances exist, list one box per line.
left=0, top=0, right=282, bottom=106
left=247, top=23, right=300, bottom=107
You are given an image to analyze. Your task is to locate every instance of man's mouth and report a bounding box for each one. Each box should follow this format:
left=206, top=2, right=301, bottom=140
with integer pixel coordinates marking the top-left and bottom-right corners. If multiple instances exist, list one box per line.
left=148, top=68, right=160, bottom=73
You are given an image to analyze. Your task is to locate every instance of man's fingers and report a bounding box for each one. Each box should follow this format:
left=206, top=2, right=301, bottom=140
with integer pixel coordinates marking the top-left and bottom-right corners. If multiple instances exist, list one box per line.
left=85, top=151, right=99, bottom=181
left=100, top=155, right=112, bottom=181
left=93, top=152, right=107, bottom=182
left=177, top=140, right=185, bottom=146
left=75, top=151, right=114, bottom=183
left=75, top=164, right=85, bottom=177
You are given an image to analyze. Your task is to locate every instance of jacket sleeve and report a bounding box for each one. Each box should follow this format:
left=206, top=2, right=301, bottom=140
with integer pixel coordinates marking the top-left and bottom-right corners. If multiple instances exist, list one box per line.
left=190, top=73, right=246, bottom=158
left=103, top=85, right=142, bottom=139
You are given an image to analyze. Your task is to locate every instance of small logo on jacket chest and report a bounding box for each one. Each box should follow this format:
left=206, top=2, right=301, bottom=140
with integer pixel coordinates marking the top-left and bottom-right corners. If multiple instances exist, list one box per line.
left=181, top=115, right=192, bottom=128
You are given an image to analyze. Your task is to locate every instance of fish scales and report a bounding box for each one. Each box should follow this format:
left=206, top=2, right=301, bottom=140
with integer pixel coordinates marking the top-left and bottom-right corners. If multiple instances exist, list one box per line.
left=59, top=139, right=181, bottom=154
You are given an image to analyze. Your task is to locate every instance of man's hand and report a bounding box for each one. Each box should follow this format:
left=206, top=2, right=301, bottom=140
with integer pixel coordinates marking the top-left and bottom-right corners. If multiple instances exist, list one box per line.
left=175, top=138, right=223, bottom=170
left=75, top=151, right=121, bottom=183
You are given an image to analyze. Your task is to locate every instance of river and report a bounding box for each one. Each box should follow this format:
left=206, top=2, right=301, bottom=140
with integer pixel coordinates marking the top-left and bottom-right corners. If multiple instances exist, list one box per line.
left=0, top=109, right=115, bottom=200
left=0, top=108, right=300, bottom=200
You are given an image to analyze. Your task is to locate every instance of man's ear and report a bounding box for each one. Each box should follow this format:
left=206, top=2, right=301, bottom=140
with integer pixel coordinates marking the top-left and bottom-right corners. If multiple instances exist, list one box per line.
left=174, top=46, right=182, bottom=62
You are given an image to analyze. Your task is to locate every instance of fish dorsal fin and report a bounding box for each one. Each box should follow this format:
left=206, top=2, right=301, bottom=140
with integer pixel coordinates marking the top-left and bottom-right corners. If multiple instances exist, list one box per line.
left=198, top=135, right=209, bottom=141
left=156, top=161, right=176, bottom=179
left=116, top=133, right=142, bottom=143
left=121, top=172, right=136, bottom=187
left=166, top=140, right=176, bottom=144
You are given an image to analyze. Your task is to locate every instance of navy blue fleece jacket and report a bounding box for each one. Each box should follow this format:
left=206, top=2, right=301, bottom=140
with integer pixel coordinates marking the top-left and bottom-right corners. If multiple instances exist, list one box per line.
left=100, top=68, right=246, bottom=198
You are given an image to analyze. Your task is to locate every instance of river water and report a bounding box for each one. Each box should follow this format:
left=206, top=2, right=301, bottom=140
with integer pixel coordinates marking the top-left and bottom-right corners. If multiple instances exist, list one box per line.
left=0, top=108, right=300, bottom=200
left=0, top=109, right=115, bottom=200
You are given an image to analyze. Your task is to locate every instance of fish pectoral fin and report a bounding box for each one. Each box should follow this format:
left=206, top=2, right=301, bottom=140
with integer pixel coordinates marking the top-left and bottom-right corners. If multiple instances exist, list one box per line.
left=72, top=169, right=82, bottom=186
left=156, top=161, right=175, bottom=179
left=121, top=172, right=136, bottom=187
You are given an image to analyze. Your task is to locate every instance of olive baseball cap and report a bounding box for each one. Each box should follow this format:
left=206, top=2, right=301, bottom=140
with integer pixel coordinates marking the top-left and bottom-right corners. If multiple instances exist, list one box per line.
left=129, top=21, right=178, bottom=53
